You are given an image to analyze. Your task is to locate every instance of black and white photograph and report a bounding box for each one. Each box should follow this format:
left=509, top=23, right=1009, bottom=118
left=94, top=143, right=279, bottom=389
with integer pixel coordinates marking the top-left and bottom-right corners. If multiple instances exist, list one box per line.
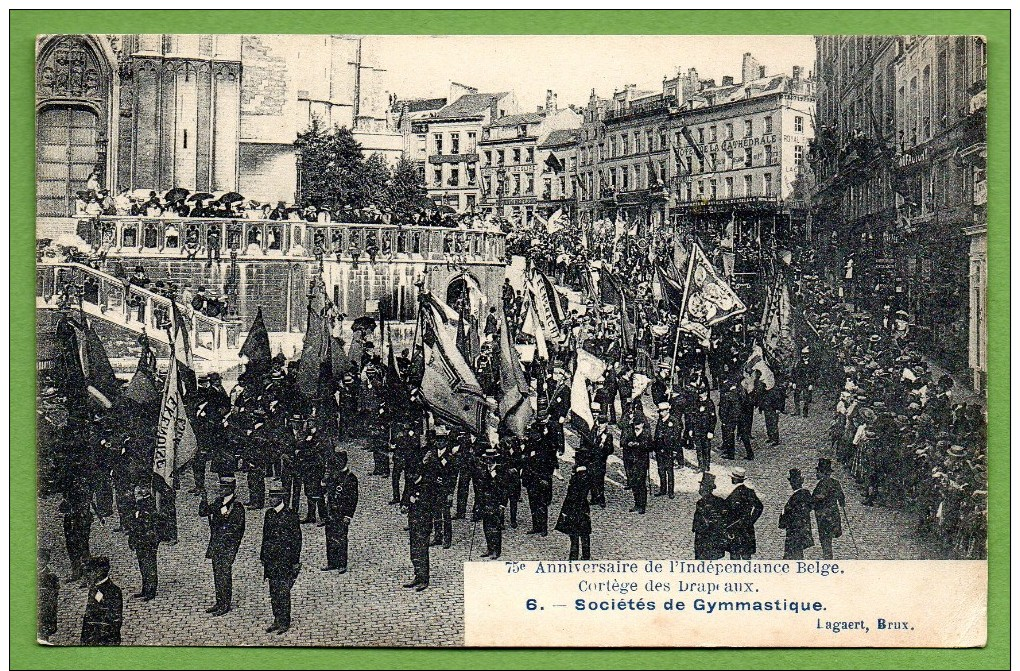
left=34, top=33, right=988, bottom=647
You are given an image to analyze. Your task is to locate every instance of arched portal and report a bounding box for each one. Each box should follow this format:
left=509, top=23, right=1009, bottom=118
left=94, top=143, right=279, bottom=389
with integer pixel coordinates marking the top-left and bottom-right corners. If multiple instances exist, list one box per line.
left=445, top=271, right=488, bottom=318
left=36, top=35, right=113, bottom=216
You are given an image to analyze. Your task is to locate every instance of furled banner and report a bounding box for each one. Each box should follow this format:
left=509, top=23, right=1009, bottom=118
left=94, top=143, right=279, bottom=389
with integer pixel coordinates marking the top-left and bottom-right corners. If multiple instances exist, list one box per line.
left=526, top=270, right=564, bottom=343
left=153, top=338, right=198, bottom=486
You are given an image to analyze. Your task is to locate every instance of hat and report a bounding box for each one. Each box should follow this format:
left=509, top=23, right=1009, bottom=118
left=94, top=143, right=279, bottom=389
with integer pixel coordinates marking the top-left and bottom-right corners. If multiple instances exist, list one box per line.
left=267, top=478, right=286, bottom=495
left=816, top=458, right=833, bottom=475
left=85, top=556, right=110, bottom=574
left=731, top=467, right=746, bottom=483
left=948, top=445, right=967, bottom=458
left=271, top=369, right=285, bottom=379
left=700, top=472, right=716, bottom=488
left=203, top=371, right=222, bottom=382
left=788, top=468, right=803, bottom=482
left=869, top=335, right=881, bottom=343
left=219, top=475, right=237, bottom=486
left=656, top=402, right=671, bottom=412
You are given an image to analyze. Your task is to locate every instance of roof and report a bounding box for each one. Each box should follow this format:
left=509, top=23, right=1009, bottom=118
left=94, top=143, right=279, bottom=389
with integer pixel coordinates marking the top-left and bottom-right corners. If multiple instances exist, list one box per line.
left=539, top=129, right=579, bottom=148
left=433, top=92, right=509, bottom=120
left=490, top=111, right=545, bottom=127
left=393, top=97, right=448, bottom=113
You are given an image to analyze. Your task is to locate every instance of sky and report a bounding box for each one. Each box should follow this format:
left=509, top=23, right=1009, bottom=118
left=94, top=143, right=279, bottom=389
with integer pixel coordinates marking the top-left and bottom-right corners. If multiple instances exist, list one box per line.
left=369, top=35, right=815, bottom=111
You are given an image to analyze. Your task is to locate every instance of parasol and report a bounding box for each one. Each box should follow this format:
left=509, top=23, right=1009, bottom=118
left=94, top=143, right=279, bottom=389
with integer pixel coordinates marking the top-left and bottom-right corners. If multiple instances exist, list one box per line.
left=164, top=187, right=190, bottom=204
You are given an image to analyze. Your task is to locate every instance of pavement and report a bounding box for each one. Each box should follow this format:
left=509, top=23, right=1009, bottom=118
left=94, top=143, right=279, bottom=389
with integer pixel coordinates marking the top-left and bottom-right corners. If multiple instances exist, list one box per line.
left=38, top=388, right=941, bottom=647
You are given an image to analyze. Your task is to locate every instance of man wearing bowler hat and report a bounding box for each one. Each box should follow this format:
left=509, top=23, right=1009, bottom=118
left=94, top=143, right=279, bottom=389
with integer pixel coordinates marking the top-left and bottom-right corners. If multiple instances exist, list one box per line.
left=726, top=467, right=763, bottom=560
left=199, top=475, right=246, bottom=615
left=812, top=458, right=846, bottom=560
left=693, top=472, right=728, bottom=560
left=779, top=468, right=814, bottom=559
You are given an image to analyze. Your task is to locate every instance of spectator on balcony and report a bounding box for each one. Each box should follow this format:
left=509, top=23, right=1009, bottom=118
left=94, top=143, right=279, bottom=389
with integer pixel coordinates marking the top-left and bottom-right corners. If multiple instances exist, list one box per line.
left=347, top=239, right=361, bottom=269
left=84, top=193, right=103, bottom=217
left=365, top=232, right=379, bottom=265
left=303, top=206, right=318, bottom=223
left=204, top=291, right=224, bottom=319
left=191, top=287, right=208, bottom=315
left=316, top=208, right=331, bottom=224
left=184, top=228, right=200, bottom=260
left=115, top=191, right=132, bottom=215
left=96, top=189, right=117, bottom=216
left=207, top=227, right=222, bottom=266
left=143, top=192, right=164, bottom=218
left=269, top=202, right=288, bottom=221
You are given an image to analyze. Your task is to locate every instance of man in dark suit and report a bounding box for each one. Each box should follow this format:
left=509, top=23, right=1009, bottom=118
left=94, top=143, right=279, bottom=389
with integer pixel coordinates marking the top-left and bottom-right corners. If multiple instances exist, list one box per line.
left=725, top=467, right=763, bottom=559
left=653, top=402, right=681, bottom=498
left=688, top=389, right=717, bottom=472
left=523, top=420, right=556, bottom=536
left=402, top=468, right=435, bottom=592
left=586, top=412, right=614, bottom=508
left=555, top=465, right=592, bottom=560
left=126, top=484, right=160, bottom=601
left=60, top=482, right=92, bottom=584
left=693, top=473, right=728, bottom=560
left=718, top=382, right=742, bottom=459
left=620, top=414, right=651, bottom=514
left=478, top=446, right=504, bottom=559
left=779, top=468, right=814, bottom=559
left=812, top=458, right=846, bottom=559
left=260, top=481, right=302, bottom=634
left=199, top=475, right=246, bottom=615
left=322, top=450, right=359, bottom=573
left=80, top=557, right=122, bottom=646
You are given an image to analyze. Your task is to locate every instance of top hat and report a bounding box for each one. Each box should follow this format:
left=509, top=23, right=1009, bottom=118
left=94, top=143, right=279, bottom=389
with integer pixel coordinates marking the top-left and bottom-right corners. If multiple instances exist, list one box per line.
left=816, top=458, right=833, bottom=475
left=700, top=472, right=716, bottom=488
left=84, top=556, right=110, bottom=575
left=788, top=468, right=803, bottom=482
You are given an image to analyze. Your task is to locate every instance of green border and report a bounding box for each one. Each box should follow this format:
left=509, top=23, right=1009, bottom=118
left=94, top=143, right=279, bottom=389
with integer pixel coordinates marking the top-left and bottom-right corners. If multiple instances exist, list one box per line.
left=10, top=10, right=1009, bottom=670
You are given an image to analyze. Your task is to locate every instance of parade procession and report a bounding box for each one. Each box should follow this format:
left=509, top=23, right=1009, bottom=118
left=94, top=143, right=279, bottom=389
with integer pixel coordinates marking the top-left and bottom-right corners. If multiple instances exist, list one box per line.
left=33, top=33, right=987, bottom=647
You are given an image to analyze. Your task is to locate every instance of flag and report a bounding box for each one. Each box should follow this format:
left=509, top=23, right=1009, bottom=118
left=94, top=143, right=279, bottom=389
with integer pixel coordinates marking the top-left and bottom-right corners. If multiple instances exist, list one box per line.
left=674, top=242, right=747, bottom=342
left=153, top=340, right=198, bottom=486
left=680, top=125, right=704, bottom=162
left=744, top=343, right=775, bottom=391
left=296, top=277, right=332, bottom=398
left=239, top=306, right=272, bottom=378
left=495, top=313, right=534, bottom=438
left=80, top=318, right=118, bottom=401
left=599, top=270, right=634, bottom=351
left=546, top=208, right=564, bottom=234
left=672, top=142, right=689, bottom=175
left=122, top=332, right=160, bottom=407
left=647, top=159, right=662, bottom=187
left=655, top=262, right=687, bottom=311
left=545, top=152, right=564, bottom=173
left=418, top=293, right=489, bottom=435
left=526, top=270, right=565, bottom=343
left=569, top=348, right=606, bottom=437
left=759, top=262, right=797, bottom=372
left=521, top=297, right=549, bottom=360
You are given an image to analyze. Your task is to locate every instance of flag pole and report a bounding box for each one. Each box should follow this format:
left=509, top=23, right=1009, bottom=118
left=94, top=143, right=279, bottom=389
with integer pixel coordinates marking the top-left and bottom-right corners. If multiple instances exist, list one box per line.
left=668, top=243, right=697, bottom=393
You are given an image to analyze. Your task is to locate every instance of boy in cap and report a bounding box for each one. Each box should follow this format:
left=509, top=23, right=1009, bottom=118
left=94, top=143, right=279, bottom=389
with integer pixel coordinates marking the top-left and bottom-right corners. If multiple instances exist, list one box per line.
left=779, top=469, right=814, bottom=559
left=80, top=557, right=123, bottom=646
left=653, top=402, right=681, bottom=498
left=199, top=475, right=246, bottom=615
left=812, top=458, right=846, bottom=560
left=693, top=473, right=728, bottom=560
left=726, top=468, right=763, bottom=560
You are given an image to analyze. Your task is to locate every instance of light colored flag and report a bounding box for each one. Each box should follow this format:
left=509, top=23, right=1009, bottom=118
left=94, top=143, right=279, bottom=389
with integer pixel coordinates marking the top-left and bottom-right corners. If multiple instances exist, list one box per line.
left=569, top=348, right=607, bottom=436
left=153, top=344, right=198, bottom=486
left=496, top=313, right=535, bottom=438
left=521, top=298, right=549, bottom=360
left=546, top=208, right=564, bottom=234
left=676, top=242, right=747, bottom=343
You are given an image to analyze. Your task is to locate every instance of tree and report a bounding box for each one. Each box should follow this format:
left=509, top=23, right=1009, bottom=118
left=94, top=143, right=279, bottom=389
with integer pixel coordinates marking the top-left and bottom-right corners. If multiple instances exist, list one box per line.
left=360, top=152, right=391, bottom=210
left=386, top=157, right=431, bottom=221
left=295, top=118, right=369, bottom=211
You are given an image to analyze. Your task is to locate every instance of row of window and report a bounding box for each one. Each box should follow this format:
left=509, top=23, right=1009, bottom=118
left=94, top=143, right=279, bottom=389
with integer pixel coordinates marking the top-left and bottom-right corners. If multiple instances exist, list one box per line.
left=432, top=165, right=478, bottom=188
left=573, top=169, right=777, bottom=200
left=432, top=131, right=478, bottom=156
left=482, top=147, right=536, bottom=167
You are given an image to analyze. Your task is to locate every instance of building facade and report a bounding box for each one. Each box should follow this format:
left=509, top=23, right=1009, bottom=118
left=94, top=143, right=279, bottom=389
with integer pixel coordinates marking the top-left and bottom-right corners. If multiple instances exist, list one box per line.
left=478, top=92, right=581, bottom=222
left=811, top=35, right=987, bottom=389
left=536, top=128, right=579, bottom=217
left=421, top=89, right=516, bottom=213
left=35, top=34, right=402, bottom=217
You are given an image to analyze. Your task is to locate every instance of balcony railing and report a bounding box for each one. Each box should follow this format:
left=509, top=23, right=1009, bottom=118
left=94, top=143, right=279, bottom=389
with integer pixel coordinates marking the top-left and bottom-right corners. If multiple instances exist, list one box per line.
left=73, top=216, right=506, bottom=264
left=36, top=262, right=241, bottom=354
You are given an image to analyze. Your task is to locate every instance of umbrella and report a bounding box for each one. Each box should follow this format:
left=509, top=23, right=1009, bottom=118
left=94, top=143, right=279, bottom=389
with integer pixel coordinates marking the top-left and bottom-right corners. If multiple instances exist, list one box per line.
left=131, top=188, right=157, bottom=201
left=188, top=192, right=215, bottom=203
left=351, top=316, right=377, bottom=333
left=164, top=187, right=190, bottom=204
left=217, top=191, right=244, bottom=205
left=435, top=205, right=456, bottom=214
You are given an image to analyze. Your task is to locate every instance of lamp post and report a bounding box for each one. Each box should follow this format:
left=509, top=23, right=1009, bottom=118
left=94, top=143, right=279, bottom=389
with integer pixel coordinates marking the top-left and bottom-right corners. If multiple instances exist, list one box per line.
left=496, top=166, right=507, bottom=220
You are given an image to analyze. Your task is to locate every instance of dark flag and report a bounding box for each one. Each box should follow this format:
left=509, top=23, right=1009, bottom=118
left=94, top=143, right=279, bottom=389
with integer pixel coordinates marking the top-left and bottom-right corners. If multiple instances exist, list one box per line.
left=495, top=312, right=534, bottom=438
left=82, top=318, right=118, bottom=401
left=656, top=261, right=688, bottom=311
left=239, top=306, right=272, bottom=380
left=295, top=278, right=332, bottom=398
left=600, top=271, right=634, bottom=352
left=545, top=152, right=564, bottom=173
left=121, top=332, right=160, bottom=407
left=680, top=125, right=705, bottom=162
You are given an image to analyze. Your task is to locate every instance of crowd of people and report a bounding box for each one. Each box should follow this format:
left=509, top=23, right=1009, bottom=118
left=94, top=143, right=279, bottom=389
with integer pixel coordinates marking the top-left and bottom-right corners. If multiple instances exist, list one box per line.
left=37, top=204, right=987, bottom=645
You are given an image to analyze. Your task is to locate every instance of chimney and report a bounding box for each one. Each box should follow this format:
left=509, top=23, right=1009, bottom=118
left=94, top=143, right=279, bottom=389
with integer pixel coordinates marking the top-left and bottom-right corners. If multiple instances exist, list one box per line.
left=722, top=75, right=734, bottom=86
left=759, top=65, right=766, bottom=78
left=546, top=89, right=558, bottom=113
left=741, top=52, right=760, bottom=83
left=792, top=65, right=802, bottom=81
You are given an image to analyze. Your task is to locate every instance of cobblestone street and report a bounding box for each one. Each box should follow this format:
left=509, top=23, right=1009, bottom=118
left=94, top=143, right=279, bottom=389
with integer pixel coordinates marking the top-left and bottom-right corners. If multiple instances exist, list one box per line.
left=38, top=389, right=939, bottom=647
